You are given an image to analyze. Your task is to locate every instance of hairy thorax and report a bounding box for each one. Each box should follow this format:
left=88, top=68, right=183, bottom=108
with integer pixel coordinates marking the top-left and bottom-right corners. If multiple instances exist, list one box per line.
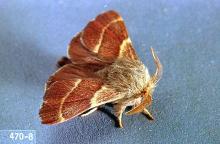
left=96, top=58, right=150, bottom=99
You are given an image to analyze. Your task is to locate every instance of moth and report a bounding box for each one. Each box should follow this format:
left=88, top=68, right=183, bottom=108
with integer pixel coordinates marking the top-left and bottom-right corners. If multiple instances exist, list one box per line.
left=39, top=10, right=162, bottom=128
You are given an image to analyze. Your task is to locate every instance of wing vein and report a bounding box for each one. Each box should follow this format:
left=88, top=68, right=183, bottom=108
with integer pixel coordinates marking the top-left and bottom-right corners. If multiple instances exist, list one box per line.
left=58, top=79, right=82, bottom=122
left=93, top=18, right=123, bottom=53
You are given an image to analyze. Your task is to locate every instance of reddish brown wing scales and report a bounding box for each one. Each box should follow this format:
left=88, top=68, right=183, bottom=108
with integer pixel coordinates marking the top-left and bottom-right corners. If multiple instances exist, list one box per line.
left=81, top=10, right=138, bottom=61
left=68, top=33, right=104, bottom=65
left=81, top=10, right=121, bottom=53
left=40, top=64, right=117, bottom=124
left=46, top=64, right=97, bottom=89
left=68, top=10, right=138, bottom=64
left=40, top=10, right=139, bottom=125
left=61, top=79, right=103, bottom=120
left=40, top=80, right=76, bottom=124
left=40, top=79, right=103, bottom=124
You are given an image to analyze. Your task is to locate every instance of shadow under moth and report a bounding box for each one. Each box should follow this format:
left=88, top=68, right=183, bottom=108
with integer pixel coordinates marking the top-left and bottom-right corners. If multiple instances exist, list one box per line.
left=39, top=10, right=162, bottom=128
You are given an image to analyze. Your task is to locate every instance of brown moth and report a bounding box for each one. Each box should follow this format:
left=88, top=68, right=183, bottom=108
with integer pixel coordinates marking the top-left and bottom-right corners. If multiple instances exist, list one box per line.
left=39, top=10, right=162, bottom=128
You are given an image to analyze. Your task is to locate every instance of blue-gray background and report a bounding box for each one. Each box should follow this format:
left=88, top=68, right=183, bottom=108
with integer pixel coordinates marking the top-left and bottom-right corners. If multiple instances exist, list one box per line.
left=0, top=0, right=219, bottom=144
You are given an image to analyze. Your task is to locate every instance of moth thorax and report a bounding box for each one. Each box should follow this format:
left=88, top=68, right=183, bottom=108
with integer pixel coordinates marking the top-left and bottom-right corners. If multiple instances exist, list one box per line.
left=97, top=58, right=150, bottom=97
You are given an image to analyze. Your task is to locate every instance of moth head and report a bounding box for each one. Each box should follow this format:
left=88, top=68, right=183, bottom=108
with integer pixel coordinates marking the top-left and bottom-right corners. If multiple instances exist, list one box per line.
left=126, top=48, right=163, bottom=115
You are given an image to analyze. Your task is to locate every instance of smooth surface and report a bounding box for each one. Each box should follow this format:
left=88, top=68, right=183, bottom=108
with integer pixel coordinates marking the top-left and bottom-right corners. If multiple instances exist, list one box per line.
left=0, top=0, right=219, bottom=144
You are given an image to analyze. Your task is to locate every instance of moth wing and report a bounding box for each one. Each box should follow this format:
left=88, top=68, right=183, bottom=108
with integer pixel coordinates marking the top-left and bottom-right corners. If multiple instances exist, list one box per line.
left=68, top=10, right=138, bottom=65
left=45, top=64, right=103, bottom=89
left=67, top=33, right=105, bottom=65
left=40, top=64, right=118, bottom=124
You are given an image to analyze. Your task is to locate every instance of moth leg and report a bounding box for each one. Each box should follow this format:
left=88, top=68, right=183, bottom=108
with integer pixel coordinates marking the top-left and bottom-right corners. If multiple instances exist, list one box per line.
left=142, top=108, right=154, bottom=120
left=57, top=56, right=72, bottom=68
left=80, top=108, right=98, bottom=117
left=114, top=104, right=126, bottom=128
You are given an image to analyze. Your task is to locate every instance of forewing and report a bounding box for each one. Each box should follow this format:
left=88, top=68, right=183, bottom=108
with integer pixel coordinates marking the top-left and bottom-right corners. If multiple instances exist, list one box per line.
left=68, top=10, right=138, bottom=65
left=68, top=33, right=105, bottom=65
left=40, top=64, right=118, bottom=124
left=45, top=64, right=101, bottom=89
